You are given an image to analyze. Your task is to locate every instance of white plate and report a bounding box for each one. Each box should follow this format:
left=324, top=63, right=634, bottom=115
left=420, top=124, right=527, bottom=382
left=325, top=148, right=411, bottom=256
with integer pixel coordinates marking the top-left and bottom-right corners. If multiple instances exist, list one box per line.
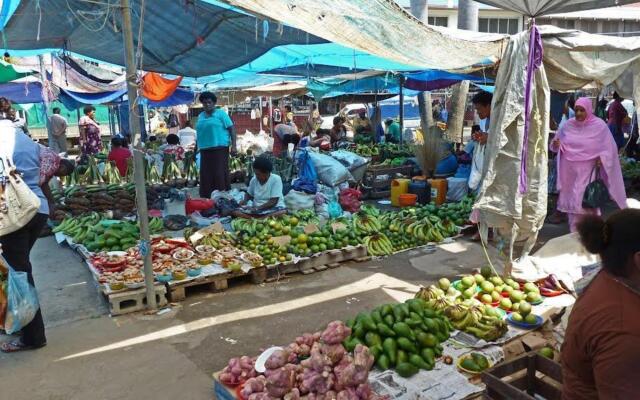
left=254, top=346, right=283, bottom=373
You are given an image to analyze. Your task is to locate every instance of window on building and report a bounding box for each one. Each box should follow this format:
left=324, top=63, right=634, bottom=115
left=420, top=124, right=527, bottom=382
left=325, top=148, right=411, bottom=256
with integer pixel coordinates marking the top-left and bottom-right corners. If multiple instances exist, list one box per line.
left=428, top=16, right=448, bottom=27
left=579, top=20, right=599, bottom=34
left=601, top=20, right=620, bottom=34
left=623, top=20, right=640, bottom=37
left=478, top=18, right=519, bottom=34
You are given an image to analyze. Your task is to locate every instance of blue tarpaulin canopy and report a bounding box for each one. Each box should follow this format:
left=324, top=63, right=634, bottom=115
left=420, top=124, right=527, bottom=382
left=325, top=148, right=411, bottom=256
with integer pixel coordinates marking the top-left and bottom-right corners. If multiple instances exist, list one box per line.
left=1, top=0, right=325, bottom=76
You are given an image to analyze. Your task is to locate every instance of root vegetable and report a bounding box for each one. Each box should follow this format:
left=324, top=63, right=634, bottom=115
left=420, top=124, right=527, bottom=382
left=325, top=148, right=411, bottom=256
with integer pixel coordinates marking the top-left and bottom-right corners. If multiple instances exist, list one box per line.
left=241, top=377, right=266, bottom=398
left=248, top=393, right=272, bottom=400
left=284, top=388, right=301, bottom=400
left=266, top=365, right=297, bottom=398
left=337, top=388, right=358, bottom=400
left=321, top=344, right=346, bottom=365
left=321, top=321, right=352, bottom=345
left=355, top=384, right=371, bottom=400
left=265, top=349, right=290, bottom=369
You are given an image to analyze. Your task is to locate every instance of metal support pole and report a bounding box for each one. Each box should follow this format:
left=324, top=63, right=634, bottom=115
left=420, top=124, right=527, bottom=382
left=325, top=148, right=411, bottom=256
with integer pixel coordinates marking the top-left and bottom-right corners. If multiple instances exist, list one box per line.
left=120, top=0, right=156, bottom=310
left=38, top=55, right=53, bottom=143
left=398, top=75, right=405, bottom=144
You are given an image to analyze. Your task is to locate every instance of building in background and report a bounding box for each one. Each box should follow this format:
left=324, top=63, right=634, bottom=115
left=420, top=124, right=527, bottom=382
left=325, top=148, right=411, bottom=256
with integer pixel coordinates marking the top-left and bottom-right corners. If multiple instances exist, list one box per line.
left=396, top=0, right=640, bottom=37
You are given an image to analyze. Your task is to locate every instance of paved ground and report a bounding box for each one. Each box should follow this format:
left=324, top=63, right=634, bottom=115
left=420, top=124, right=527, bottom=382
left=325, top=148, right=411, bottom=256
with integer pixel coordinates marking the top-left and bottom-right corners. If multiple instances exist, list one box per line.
left=0, top=222, right=567, bottom=400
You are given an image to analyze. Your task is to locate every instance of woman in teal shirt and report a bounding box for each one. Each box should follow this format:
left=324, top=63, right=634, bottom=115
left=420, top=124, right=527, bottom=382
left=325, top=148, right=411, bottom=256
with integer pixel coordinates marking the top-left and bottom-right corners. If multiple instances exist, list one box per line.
left=195, top=92, right=236, bottom=198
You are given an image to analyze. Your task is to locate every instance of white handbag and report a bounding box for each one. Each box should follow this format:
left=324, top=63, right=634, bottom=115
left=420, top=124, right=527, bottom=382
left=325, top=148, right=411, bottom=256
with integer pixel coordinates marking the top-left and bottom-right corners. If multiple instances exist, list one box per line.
left=0, top=157, right=41, bottom=236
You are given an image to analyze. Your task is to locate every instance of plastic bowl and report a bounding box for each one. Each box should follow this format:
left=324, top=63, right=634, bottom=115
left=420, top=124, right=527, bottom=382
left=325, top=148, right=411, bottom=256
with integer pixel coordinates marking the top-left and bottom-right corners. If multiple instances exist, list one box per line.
left=398, top=193, right=418, bottom=207
left=173, top=270, right=187, bottom=281
left=187, top=267, right=202, bottom=277
left=156, top=274, right=173, bottom=283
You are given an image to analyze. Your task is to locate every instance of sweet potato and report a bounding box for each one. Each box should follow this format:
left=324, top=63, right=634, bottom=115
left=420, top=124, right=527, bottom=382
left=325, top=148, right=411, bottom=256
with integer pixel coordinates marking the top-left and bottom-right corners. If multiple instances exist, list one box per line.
left=265, top=349, right=290, bottom=370
left=321, top=321, right=352, bottom=345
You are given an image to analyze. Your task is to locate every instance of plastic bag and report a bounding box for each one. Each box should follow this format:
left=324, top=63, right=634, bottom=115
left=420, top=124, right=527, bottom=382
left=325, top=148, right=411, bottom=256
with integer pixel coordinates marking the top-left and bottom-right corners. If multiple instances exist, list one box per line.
left=292, top=151, right=318, bottom=194
left=446, top=177, right=469, bottom=202
left=330, top=150, right=368, bottom=170
left=5, top=267, right=40, bottom=335
left=339, top=188, right=362, bottom=213
left=308, top=151, right=353, bottom=187
left=328, top=201, right=343, bottom=218
left=285, top=190, right=316, bottom=211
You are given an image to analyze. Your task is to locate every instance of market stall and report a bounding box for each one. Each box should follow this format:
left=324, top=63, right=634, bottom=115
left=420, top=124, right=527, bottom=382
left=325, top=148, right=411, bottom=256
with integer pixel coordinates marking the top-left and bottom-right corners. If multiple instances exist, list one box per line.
left=211, top=266, right=574, bottom=400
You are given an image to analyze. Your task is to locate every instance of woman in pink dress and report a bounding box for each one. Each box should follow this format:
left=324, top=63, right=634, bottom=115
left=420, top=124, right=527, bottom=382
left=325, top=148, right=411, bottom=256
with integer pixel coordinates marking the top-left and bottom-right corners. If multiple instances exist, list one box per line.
left=550, top=97, right=627, bottom=232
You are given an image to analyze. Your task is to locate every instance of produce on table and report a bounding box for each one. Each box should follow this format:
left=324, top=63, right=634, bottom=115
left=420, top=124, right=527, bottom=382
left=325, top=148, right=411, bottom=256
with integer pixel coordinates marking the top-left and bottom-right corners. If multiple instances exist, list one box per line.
left=416, top=285, right=508, bottom=342
left=458, top=352, right=490, bottom=373
left=223, top=321, right=380, bottom=400
left=161, top=154, right=185, bottom=185
left=53, top=213, right=164, bottom=252
left=51, top=182, right=163, bottom=220
left=103, top=161, right=122, bottom=184
left=342, top=298, right=451, bottom=377
left=183, top=152, right=199, bottom=185
left=80, top=156, right=104, bottom=185
left=538, top=346, right=555, bottom=359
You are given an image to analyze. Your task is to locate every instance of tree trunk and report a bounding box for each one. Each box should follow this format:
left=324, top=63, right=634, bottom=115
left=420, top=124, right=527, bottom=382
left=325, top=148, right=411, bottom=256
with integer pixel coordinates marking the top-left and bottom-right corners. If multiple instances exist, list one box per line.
left=409, top=0, right=433, bottom=132
left=447, top=0, right=479, bottom=142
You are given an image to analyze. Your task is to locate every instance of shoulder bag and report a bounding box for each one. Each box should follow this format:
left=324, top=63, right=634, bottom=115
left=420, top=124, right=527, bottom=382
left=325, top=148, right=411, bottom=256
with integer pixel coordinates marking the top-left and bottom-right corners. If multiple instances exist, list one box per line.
left=0, top=157, right=41, bottom=236
left=582, top=165, right=610, bottom=209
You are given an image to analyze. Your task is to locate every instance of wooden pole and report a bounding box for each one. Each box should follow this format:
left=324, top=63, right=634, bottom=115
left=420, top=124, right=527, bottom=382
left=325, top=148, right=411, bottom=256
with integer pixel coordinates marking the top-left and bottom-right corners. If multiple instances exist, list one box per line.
left=120, top=0, right=156, bottom=310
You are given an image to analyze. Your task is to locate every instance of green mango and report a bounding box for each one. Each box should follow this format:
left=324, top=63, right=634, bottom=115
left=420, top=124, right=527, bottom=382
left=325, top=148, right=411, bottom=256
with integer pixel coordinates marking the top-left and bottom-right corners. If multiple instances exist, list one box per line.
left=409, top=354, right=430, bottom=370
left=377, top=323, right=396, bottom=338
left=382, top=338, right=397, bottom=366
left=376, top=354, right=390, bottom=370
left=395, top=362, right=419, bottom=378
left=397, top=337, right=418, bottom=354
left=365, top=332, right=382, bottom=347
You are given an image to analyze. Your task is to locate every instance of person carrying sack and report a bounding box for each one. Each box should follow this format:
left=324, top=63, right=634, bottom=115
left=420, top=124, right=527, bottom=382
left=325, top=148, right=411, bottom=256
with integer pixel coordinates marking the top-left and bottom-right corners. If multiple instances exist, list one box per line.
left=550, top=97, right=627, bottom=232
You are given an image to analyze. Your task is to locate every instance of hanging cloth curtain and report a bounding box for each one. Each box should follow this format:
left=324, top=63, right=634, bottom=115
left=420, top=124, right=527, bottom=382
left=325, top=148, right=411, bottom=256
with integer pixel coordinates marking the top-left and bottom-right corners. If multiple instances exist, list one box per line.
left=141, top=72, right=183, bottom=101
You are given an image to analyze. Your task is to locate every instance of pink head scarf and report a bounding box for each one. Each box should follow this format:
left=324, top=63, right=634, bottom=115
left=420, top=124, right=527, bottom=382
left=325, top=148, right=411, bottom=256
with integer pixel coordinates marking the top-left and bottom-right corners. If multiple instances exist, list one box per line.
left=558, top=97, right=611, bottom=162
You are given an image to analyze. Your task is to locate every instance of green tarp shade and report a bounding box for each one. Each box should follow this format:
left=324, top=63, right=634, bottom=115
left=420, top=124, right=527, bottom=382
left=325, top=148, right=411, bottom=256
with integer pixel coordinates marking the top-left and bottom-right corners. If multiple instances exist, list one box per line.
left=0, top=60, right=32, bottom=82
left=15, top=101, right=110, bottom=129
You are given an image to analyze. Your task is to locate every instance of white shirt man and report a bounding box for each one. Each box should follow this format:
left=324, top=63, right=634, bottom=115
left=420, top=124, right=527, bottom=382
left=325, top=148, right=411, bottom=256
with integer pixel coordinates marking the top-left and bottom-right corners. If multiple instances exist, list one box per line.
left=49, top=108, right=68, bottom=153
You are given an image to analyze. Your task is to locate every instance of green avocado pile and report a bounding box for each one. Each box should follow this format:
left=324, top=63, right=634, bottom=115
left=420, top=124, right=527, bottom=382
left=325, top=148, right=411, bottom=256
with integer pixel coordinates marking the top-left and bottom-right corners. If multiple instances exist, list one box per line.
left=343, top=298, right=452, bottom=378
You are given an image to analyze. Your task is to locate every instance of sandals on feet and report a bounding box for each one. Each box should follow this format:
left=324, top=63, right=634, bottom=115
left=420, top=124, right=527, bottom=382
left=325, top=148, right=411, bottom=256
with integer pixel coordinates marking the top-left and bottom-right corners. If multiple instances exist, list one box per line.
left=1, top=339, right=46, bottom=353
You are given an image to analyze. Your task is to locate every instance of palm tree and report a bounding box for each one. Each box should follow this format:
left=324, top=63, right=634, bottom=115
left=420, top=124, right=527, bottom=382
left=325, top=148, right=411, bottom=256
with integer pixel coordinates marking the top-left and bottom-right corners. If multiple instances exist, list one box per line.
left=409, top=0, right=433, bottom=131
left=448, top=0, right=479, bottom=143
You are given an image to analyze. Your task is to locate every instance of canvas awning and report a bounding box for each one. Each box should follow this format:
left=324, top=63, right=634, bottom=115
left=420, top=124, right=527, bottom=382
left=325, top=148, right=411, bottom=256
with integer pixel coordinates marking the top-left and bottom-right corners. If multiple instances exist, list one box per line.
left=222, top=0, right=507, bottom=72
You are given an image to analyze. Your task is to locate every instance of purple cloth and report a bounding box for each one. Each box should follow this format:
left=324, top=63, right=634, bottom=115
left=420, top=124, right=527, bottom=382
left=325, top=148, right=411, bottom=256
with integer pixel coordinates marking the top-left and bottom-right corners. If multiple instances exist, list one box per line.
left=550, top=97, right=627, bottom=217
left=520, top=25, right=544, bottom=194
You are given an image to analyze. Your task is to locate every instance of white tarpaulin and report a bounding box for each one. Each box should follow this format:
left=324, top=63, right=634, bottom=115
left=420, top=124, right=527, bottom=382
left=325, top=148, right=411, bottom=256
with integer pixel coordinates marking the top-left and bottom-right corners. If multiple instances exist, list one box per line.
left=222, top=0, right=507, bottom=72
left=475, top=0, right=639, bottom=17
left=475, top=25, right=640, bottom=261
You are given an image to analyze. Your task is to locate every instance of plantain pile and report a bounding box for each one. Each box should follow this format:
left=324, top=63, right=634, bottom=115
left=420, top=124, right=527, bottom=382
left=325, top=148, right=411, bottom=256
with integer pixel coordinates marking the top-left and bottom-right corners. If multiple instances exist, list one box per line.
left=362, top=233, right=394, bottom=256
left=353, top=212, right=382, bottom=235
left=415, top=286, right=508, bottom=342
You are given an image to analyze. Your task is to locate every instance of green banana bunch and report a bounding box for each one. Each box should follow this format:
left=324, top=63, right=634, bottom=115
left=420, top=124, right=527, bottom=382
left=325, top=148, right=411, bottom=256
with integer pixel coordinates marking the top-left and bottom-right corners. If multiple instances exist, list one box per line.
left=353, top=213, right=382, bottom=235
left=145, top=217, right=164, bottom=234
left=363, top=233, right=394, bottom=256
left=103, top=161, right=122, bottom=184
left=80, top=156, right=104, bottom=185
